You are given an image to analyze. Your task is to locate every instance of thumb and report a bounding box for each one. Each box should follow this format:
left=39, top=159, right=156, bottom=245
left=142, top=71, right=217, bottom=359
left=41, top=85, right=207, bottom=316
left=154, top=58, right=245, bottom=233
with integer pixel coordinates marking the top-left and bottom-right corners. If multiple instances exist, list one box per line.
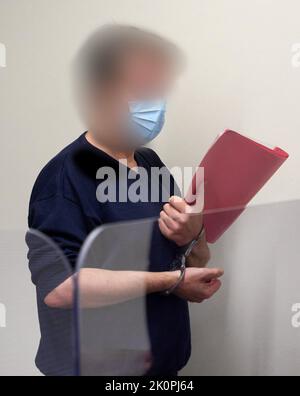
left=200, top=268, right=224, bottom=282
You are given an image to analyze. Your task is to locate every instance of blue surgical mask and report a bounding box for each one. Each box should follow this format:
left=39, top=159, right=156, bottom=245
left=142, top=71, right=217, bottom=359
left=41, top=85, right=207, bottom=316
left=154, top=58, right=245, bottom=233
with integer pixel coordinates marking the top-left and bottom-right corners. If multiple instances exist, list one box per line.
left=128, top=99, right=166, bottom=144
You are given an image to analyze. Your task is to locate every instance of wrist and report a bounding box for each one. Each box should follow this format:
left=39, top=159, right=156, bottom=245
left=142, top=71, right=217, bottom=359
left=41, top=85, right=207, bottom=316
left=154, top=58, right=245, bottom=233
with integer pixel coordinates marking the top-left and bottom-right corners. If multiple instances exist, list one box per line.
left=163, top=264, right=186, bottom=296
left=146, top=270, right=181, bottom=294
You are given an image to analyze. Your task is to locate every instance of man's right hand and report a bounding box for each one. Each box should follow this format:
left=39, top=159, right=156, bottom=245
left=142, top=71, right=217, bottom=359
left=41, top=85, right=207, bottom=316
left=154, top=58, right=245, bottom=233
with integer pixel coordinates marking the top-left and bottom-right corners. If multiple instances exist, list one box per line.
left=174, top=267, right=224, bottom=303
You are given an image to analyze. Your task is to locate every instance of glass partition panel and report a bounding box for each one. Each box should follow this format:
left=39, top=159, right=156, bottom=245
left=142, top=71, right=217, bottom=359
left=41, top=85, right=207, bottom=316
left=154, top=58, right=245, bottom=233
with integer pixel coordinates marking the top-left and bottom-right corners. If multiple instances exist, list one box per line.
left=76, top=218, right=156, bottom=376
left=183, top=199, right=300, bottom=376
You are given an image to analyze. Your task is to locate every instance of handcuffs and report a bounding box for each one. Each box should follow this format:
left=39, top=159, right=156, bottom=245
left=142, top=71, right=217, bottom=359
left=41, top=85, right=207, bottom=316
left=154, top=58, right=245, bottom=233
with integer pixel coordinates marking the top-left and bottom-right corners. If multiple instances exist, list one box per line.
left=164, top=224, right=206, bottom=296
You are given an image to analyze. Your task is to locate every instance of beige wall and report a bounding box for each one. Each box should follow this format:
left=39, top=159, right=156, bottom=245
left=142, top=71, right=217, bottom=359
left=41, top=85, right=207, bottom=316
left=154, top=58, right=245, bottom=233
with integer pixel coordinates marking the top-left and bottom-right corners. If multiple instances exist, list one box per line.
left=1, top=0, right=300, bottom=375
left=1, top=0, right=300, bottom=231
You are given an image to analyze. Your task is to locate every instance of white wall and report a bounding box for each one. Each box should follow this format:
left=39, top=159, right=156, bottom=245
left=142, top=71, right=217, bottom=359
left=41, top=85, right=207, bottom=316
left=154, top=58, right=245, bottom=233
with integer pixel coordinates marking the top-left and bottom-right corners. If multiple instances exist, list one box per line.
left=1, top=0, right=300, bottom=375
left=181, top=200, right=300, bottom=376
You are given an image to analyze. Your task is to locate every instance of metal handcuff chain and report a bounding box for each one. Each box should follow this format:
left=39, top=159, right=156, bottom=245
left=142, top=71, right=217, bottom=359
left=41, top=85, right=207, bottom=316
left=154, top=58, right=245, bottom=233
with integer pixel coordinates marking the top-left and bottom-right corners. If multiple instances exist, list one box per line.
left=164, top=224, right=205, bottom=296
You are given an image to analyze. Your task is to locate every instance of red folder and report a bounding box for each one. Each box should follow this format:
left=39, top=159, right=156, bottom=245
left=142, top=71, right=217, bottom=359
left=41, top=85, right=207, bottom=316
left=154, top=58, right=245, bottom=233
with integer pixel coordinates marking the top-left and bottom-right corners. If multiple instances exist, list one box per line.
left=186, top=130, right=289, bottom=243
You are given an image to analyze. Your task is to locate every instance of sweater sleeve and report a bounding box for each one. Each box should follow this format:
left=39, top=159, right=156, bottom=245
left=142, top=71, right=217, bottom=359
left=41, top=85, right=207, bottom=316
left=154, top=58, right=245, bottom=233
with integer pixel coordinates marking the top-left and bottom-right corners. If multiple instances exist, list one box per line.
left=27, top=194, right=88, bottom=300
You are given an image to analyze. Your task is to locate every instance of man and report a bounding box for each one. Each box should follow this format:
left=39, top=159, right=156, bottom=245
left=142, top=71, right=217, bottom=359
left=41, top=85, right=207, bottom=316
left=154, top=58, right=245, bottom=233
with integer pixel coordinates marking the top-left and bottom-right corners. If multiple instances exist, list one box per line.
left=27, top=25, right=223, bottom=376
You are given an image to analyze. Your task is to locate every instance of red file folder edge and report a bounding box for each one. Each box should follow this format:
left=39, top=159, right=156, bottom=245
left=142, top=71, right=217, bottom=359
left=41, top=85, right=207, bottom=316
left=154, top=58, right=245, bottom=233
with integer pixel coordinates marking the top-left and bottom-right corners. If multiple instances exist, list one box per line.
left=187, top=130, right=289, bottom=243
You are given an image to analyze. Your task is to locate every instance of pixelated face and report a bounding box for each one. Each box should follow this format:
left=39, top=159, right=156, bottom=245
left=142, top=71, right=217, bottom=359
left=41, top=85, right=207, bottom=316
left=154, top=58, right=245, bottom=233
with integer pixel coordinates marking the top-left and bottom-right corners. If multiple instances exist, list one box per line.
left=87, top=48, right=178, bottom=149
left=109, top=49, right=177, bottom=130
left=119, top=48, right=177, bottom=101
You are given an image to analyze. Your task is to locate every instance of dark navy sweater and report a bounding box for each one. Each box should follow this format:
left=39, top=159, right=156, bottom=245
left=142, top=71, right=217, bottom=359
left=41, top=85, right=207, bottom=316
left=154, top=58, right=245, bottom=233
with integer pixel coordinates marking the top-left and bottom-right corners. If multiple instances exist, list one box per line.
left=27, top=133, right=191, bottom=376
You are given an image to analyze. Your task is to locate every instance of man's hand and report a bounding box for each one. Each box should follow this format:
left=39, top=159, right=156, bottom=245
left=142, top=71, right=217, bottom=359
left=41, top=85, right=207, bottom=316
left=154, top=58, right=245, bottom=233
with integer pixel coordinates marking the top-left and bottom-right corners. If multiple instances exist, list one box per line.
left=159, top=196, right=203, bottom=247
left=174, top=267, right=224, bottom=303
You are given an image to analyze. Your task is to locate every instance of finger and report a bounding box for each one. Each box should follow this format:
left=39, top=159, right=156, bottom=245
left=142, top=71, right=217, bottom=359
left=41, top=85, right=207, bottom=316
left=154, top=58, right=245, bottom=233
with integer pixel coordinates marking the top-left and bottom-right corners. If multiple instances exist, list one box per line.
left=203, top=279, right=222, bottom=298
left=158, top=218, right=173, bottom=239
left=163, top=203, right=184, bottom=223
left=169, top=196, right=187, bottom=213
left=159, top=219, right=184, bottom=245
left=205, top=278, right=220, bottom=286
left=169, top=197, right=201, bottom=220
left=160, top=210, right=179, bottom=232
left=201, top=268, right=224, bottom=282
